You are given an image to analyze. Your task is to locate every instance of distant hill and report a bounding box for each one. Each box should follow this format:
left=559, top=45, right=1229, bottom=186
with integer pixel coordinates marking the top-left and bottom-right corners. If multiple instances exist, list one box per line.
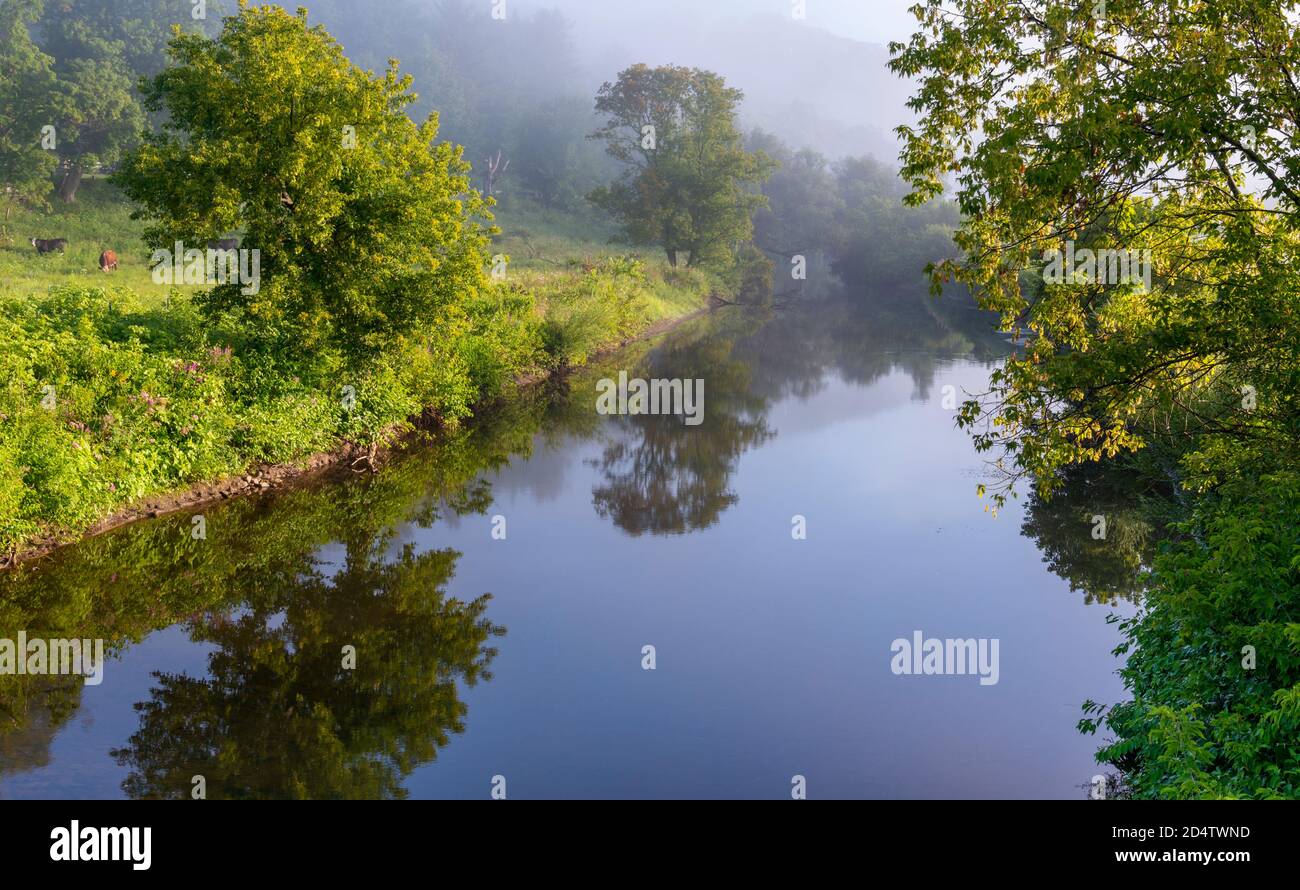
left=569, top=11, right=915, bottom=162
left=308, top=0, right=915, bottom=162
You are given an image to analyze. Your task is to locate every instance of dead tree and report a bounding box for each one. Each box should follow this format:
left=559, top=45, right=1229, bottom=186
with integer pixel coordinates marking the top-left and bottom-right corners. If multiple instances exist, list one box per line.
left=483, top=150, right=509, bottom=198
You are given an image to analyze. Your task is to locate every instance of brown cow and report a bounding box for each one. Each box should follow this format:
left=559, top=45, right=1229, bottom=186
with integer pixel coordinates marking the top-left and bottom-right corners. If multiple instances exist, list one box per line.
left=99, top=249, right=119, bottom=272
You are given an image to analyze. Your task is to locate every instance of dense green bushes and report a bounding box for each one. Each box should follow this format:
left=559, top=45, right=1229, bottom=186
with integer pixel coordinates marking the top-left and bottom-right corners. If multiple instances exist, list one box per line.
left=1082, top=472, right=1300, bottom=799
left=0, top=254, right=707, bottom=556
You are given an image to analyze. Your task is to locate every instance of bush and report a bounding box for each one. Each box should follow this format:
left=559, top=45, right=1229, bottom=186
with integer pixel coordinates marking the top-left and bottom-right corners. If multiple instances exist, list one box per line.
left=1084, top=471, right=1300, bottom=799
left=0, top=284, right=547, bottom=555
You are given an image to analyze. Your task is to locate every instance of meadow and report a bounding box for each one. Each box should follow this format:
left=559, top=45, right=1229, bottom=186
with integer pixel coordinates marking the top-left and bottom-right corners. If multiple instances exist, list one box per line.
left=0, top=182, right=722, bottom=560
left=1, top=179, right=203, bottom=302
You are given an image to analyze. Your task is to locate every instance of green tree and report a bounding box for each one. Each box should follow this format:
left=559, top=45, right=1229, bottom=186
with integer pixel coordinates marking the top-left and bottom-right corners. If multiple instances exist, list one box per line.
left=891, top=0, right=1300, bottom=800
left=589, top=64, right=774, bottom=268
left=30, top=0, right=160, bottom=203
left=38, top=0, right=226, bottom=84
left=114, top=3, right=493, bottom=360
left=0, top=0, right=59, bottom=218
left=890, top=0, right=1300, bottom=502
left=48, top=54, right=142, bottom=202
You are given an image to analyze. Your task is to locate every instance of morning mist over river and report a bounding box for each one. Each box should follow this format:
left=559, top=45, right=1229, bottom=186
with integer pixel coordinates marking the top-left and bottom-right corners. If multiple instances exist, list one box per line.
left=0, top=294, right=1133, bottom=799
left=4, top=0, right=1295, bottom=848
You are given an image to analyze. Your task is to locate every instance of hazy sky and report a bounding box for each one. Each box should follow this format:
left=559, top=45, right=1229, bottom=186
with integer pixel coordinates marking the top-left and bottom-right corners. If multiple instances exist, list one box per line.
left=513, top=0, right=922, bottom=47
left=496, top=0, right=923, bottom=159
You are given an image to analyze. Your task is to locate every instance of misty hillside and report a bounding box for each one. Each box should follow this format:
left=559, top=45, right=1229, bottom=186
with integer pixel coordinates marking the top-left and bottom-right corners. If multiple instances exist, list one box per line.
left=300, top=0, right=912, bottom=163
left=571, top=12, right=913, bottom=161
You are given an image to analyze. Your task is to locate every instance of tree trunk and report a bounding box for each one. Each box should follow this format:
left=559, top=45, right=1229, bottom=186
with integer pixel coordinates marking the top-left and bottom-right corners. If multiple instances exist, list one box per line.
left=57, top=167, right=83, bottom=203
left=666, top=248, right=678, bottom=267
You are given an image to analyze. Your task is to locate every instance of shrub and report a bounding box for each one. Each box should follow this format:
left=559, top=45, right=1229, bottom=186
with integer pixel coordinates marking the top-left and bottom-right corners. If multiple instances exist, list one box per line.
left=0, top=284, right=550, bottom=554
left=1085, top=471, right=1300, bottom=799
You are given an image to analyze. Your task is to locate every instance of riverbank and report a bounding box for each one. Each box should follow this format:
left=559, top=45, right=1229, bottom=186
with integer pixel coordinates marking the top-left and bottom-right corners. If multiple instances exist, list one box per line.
left=2, top=178, right=753, bottom=566
left=0, top=295, right=719, bottom=571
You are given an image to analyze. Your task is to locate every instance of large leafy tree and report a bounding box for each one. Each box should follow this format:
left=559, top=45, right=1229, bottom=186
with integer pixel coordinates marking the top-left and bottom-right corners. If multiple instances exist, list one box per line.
left=891, top=0, right=1300, bottom=501
left=114, top=3, right=493, bottom=360
left=0, top=0, right=59, bottom=218
left=47, top=53, right=142, bottom=202
left=589, top=64, right=774, bottom=268
left=891, top=0, right=1300, bottom=800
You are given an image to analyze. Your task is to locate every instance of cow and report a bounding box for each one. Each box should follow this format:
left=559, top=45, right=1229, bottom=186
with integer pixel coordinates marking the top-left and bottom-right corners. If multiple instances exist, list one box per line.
left=99, top=249, right=119, bottom=272
left=207, top=238, right=239, bottom=251
left=31, top=238, right=68, bottom=254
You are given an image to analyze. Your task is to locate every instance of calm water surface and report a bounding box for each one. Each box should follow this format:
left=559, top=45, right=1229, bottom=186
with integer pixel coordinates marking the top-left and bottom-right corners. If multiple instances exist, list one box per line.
left=0, top=295, right=1133, bottom=799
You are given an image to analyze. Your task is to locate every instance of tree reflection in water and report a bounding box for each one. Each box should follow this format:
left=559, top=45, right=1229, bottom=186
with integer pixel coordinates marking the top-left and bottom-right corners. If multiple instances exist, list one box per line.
left=113, top=536, right=502, bottom=799
left=0, top=289, right=1019, bottom=795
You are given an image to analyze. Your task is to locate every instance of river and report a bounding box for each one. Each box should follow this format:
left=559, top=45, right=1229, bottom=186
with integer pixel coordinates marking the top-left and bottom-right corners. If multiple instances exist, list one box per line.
left=0, top=291, right=1135, bottom=799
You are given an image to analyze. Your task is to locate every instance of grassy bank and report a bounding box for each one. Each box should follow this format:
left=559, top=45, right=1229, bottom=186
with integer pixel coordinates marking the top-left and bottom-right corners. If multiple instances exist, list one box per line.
left=0, top=179, right=203, bottom=302
left=0, top=187, right=723, bottom=561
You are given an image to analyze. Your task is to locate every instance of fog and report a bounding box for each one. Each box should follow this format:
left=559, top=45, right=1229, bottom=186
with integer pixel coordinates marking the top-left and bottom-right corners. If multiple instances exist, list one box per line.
left=297, top=0, right=920, bottom=163
left=509, top=0, right=920, bottom=159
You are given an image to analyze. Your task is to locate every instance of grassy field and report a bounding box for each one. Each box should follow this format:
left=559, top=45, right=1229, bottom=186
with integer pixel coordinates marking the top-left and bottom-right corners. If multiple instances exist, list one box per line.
left=1, top=184, right=707, bottom=321
left=0, top=178, right=205, bottom=303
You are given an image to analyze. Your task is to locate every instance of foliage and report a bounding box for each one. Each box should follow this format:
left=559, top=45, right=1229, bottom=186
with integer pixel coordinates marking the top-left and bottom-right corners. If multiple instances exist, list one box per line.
left=746, top=130, right=960, bottom=293
left=0, top=282, right=521, bottom=554
left=300, top=0, right=602, bottom=210
left=891, top=0, right=1300, bottom=799
left=0, top=246, right=713, bottom=556
left=115, top=3, right=493, bottom=363
left=589, top=64, right=775, bottom=268
left=1083, top=472, right=1300, bottom=799
left=537, top=256, right=652, bottom=367
left=891, top=0, right=1300, bottom=503
left=0, top=0, right=59, bottom=217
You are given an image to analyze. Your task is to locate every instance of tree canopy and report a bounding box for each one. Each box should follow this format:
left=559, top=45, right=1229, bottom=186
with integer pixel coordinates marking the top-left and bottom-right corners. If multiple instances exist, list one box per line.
left=891, top=0, right=1300, bottom=502
left=0, top=0, right=58, bottom=214
left=114, top=3, right=493, bottom=360
left=589, top=64, right=774, bottom=268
